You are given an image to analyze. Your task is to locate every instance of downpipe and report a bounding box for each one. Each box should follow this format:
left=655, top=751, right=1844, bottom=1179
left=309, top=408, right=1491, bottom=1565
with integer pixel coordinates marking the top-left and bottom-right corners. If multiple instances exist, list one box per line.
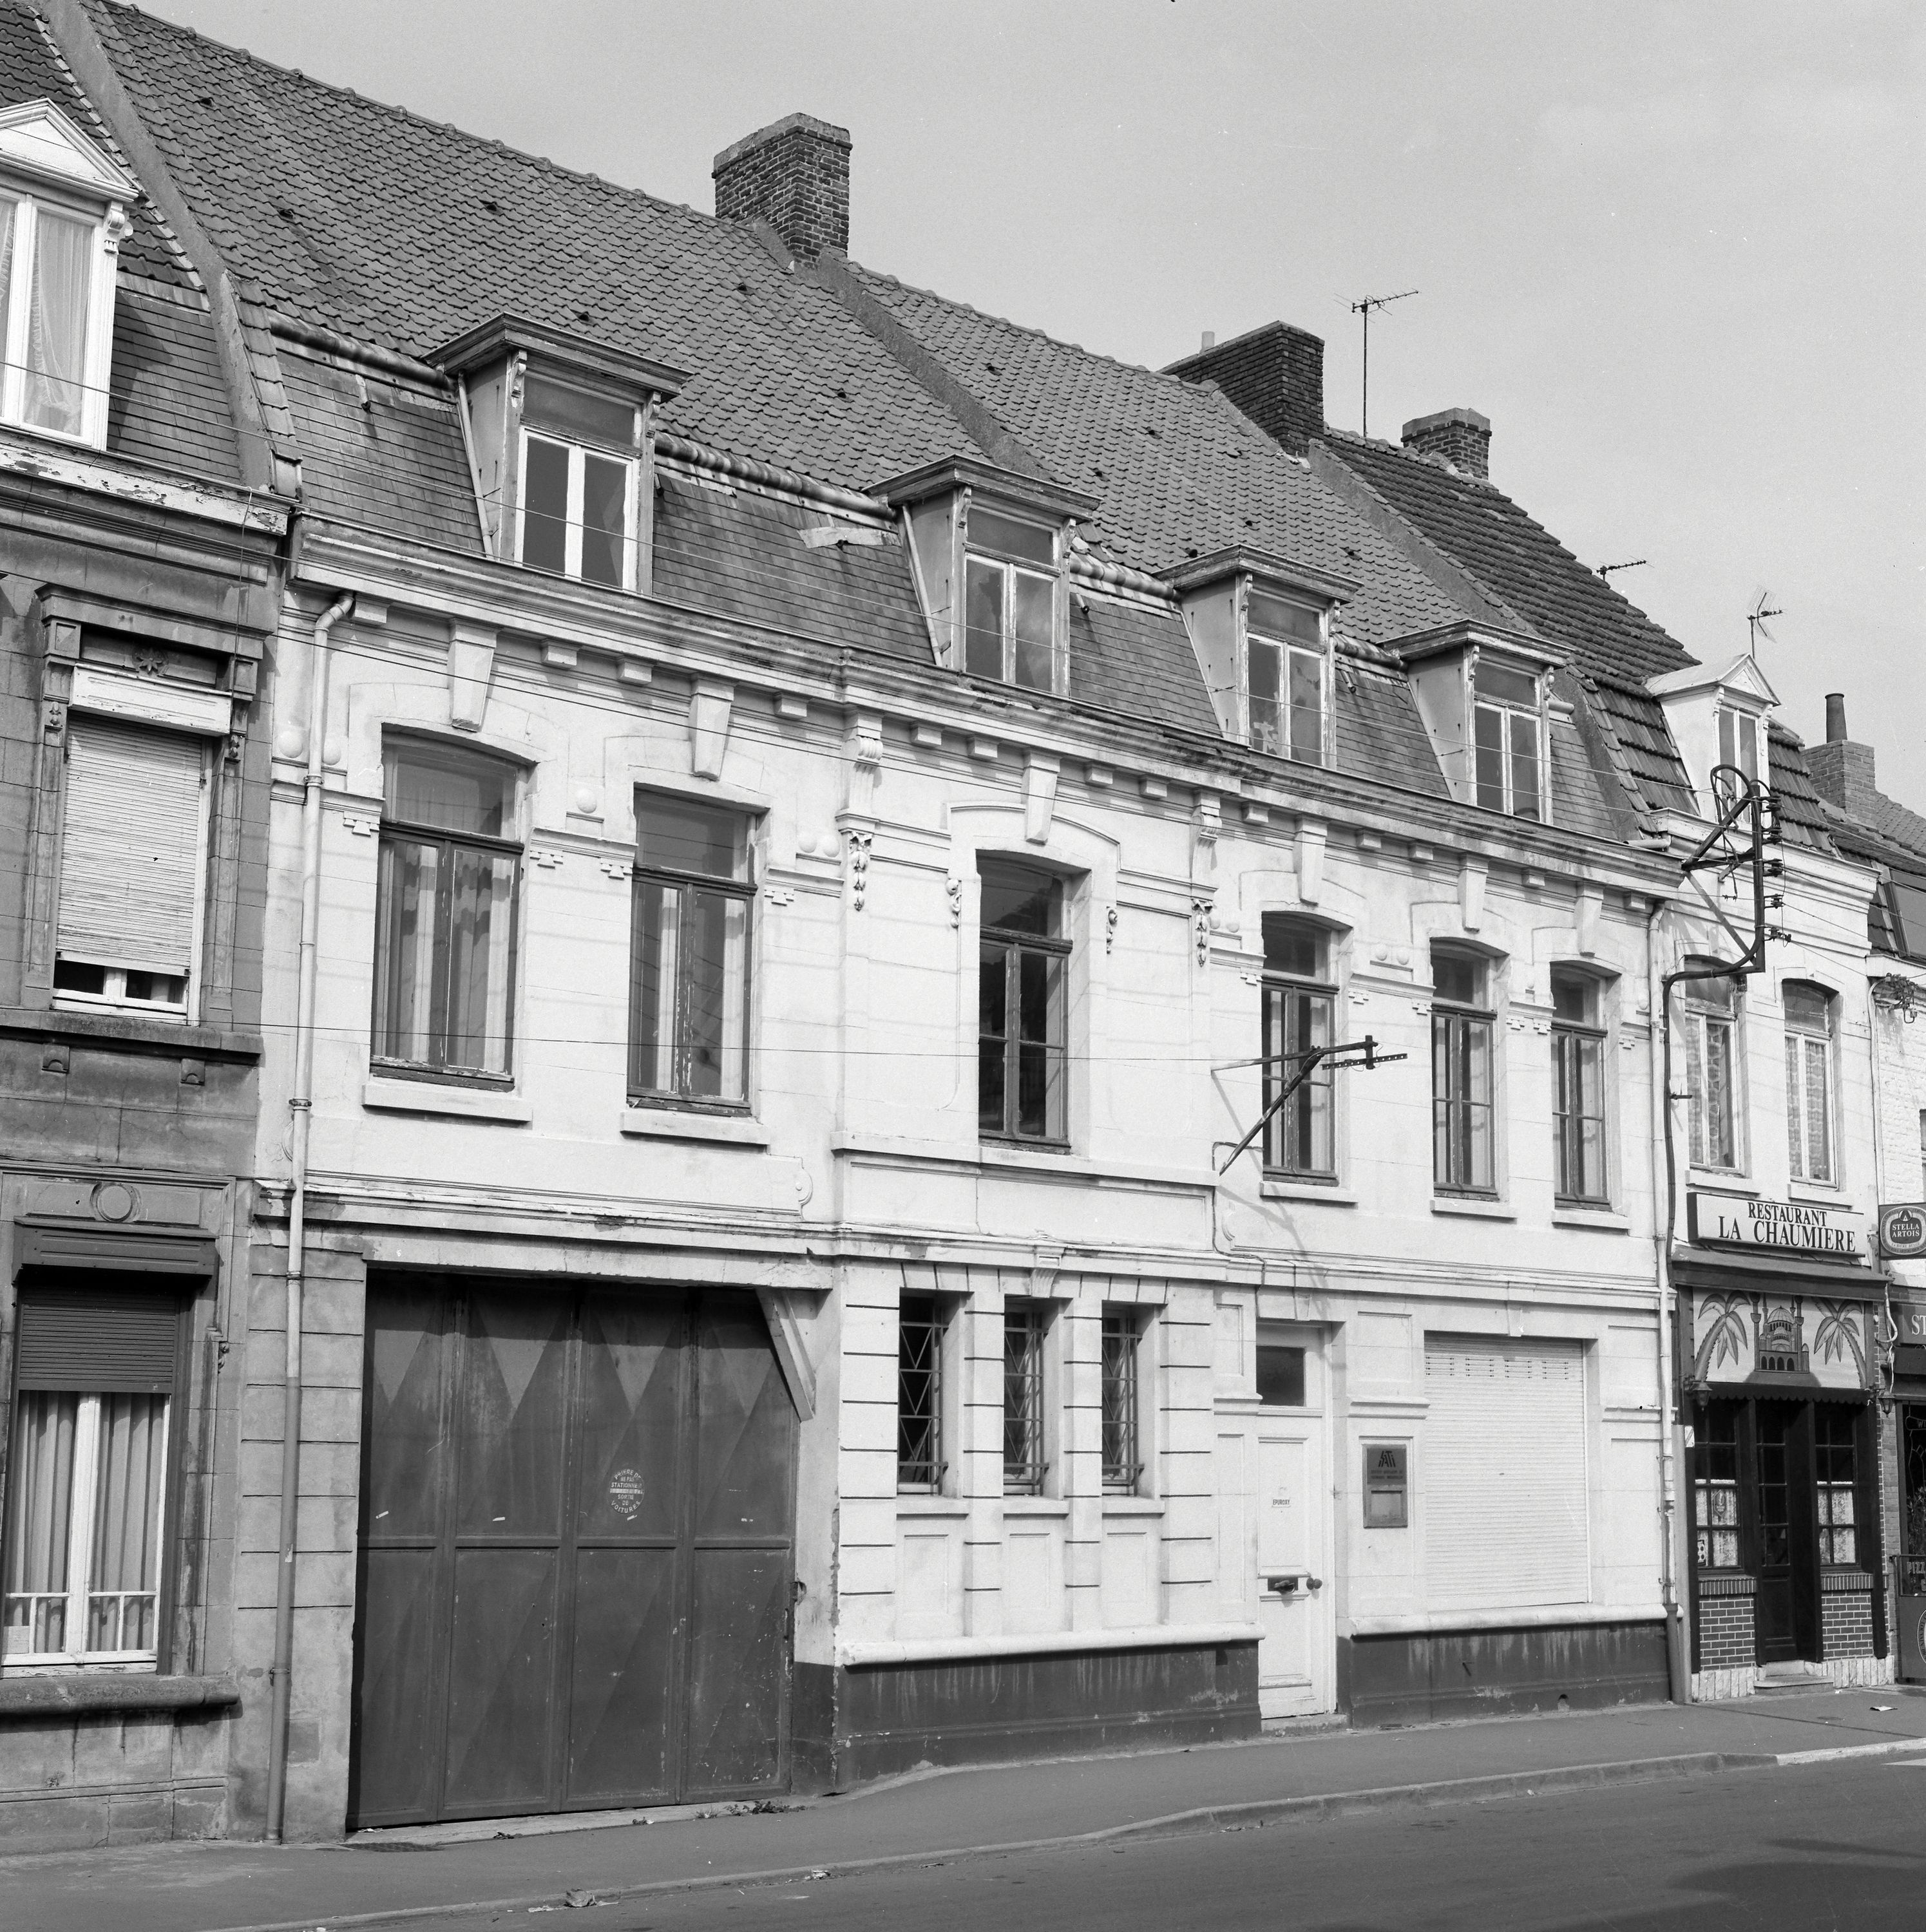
left=265, top=592, right=353, bottom=1843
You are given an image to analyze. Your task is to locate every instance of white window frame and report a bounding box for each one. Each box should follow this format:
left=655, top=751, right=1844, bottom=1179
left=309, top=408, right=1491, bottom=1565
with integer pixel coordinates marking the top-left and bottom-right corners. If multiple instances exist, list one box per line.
left=962, top=504, right=1064, bottom=696
left=1784, top=983, right=1836, bottom=1186
left=1716, top=705, right=1763, bottom=792
left=1681, top=971, right=1745, bottom=1175
left=1471, top=660, right=1547, bottom=821
left=514, top=426, right=638, bottom=590
left=4, top=1390, right=169, bottom=1671
left=1245, top=621, right=1329, bottom=768
left=53, top=692, right=220, bottom=1026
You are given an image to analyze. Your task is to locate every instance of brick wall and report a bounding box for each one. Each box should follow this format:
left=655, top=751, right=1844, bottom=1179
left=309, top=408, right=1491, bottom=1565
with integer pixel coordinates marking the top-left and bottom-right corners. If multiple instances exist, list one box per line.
left=1697, top=1592, right=1757, bottom=1671
left=1401, top=408, right=1492, bottom=480
left=1163, top=322, right=1326, bottom=456
left=1824, top=1589, right=1877, bottom=1660
left=713, top=113, right=850, bottom=259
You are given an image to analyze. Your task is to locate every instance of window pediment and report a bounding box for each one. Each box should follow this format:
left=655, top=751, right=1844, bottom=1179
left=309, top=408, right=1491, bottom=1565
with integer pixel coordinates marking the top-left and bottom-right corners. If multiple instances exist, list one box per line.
left=0, top=100, right=137, bottom=206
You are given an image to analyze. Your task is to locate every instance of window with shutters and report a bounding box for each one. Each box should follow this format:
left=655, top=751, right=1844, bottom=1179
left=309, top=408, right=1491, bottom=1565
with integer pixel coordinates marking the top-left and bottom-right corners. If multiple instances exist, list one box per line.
left=1551, top=968, right=1609, bottom=1205
left=1432, top=948, right=1496, bottom=1194
left=52, top=715, right=213, bottom=1019
left=1783, top=981, right=1835, bottom=1185
left=3, top=1287, right=180, bottom=1671
left=1681, top=967, right=1742, bottom=1173
left=372, top=740, right=521, bottom=1082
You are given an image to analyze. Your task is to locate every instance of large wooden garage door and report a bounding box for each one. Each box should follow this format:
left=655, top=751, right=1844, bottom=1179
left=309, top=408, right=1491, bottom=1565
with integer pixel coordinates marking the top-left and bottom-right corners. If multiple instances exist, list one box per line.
left=349, top=1277, right=796, bottom=1828
left=1424, top=1336, right=1590, bottom=1612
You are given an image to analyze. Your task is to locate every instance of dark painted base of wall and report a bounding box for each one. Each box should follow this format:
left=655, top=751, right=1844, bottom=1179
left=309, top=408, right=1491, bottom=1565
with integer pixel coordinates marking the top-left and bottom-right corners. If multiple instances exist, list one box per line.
left=793, top=1639, right=1259, bottom=1792
left=1338, top=1621, right=1670, bottom=1730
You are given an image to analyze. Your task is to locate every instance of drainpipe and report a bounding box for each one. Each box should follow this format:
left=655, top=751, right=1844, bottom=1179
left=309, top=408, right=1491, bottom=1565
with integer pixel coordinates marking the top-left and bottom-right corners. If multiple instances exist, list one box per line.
left=265, top=592, right=354, bottom=1843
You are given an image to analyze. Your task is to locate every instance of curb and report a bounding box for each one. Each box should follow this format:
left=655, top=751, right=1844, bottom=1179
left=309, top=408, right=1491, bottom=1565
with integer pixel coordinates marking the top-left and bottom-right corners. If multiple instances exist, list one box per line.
left=196, top=1748, right=1784, bottom=1932
left=1776, top=1735, right=1926, bottom=1766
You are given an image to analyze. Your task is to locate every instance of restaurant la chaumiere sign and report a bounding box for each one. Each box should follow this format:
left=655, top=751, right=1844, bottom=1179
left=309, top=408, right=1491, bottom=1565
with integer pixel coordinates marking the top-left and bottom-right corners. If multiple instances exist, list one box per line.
left=1687, top=1193, right=1868, bottom=1261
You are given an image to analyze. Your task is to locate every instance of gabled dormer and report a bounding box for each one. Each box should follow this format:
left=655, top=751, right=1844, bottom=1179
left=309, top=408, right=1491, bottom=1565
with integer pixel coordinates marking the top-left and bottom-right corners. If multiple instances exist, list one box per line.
left=1648, top=652, right=1777, bottom=813
left=1394, top=621, right=1561, bottom=823
left=434, top=316, right=686, bottom=594
left=875, top=458, right=1098, bottom=699
left=1162, top=548, right=1355, bottom=767
left=0, top=100, right=137, bottom=449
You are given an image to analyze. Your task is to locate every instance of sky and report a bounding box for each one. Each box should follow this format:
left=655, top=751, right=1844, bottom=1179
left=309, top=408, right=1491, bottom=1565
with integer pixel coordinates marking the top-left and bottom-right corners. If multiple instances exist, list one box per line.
left=137, top=0, right=1926, bottom=795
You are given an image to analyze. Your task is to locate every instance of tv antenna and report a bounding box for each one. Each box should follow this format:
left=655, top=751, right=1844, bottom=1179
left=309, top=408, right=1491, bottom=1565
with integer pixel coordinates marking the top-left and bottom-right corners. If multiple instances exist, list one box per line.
left=1746, top=589, right=1784, bottom=653
left=1350, top=289, right=1418, bottom=438
left=1597, top=559, right=1648, bottom=581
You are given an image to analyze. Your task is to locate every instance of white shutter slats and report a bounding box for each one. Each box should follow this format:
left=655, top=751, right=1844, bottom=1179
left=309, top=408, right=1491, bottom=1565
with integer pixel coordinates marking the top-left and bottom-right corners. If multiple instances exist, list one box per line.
left=57, top=716, right=205, bottom=974
left=1424, top=1336, right=1590, bottom=1611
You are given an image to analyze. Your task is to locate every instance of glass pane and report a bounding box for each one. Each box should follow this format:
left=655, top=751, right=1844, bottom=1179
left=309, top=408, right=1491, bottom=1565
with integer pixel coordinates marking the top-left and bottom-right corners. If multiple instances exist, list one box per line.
left=3, top=1392, right=77, bottom=1656
left=1551, top=972, right=1594, bottom=1025
left=1248, top=591, right=1321, bottom=646
left=637, top=795, right=745, bottom=880
left=386, top=743, right=513, bottom=837
left=1713, top=1530, right=1739, bottom=1567
left=629, top=879, right=678, bottom=1095
left=1016, top=947, right=1056, bottom=1044
left=969, top=505, right=1054, bottom=566
left=24, top=207, right=91, bottom=437
left=978, top=942, right=1007, bottom=1133
left=978, top=1036, right=1007, bottom=1135
left=1433, top=952, right=1480, bottom=1007
left=964, top=556, right=1005, bottom=679
left=86, top=1394, right=167, bottom=1653
left=1704, top=1020, right=1735, bottom=1166
left=897, top=1296, right=943, bottom=1489
left=522, top=435, right=571, bottom=574
left=1248, top=637, right=1282, bottom=755
left=522, top=374, right=633, bottom=450
left=1509, top=709, right=1541, bottom=820
left=372, top=837, right=440, bottom=1065
left=1002, top=1305, right=1045, bottom=1494
left=980, top=860, right=1059, bottom=937
left=1893, top=883, right=1926, bottom=961
left=1474, top=661, right=1539, bottom=707
left=1100, top=1312, right=1137, bottom=1490
left=1255, top=1345, right=1306, bottom=1406
left=683, top=887, right=750, bottom=1102
left=580, top=452, right=629, bottom=587
left=0, top=200, right=14, bottom=390
left=1010, top=569, right=1054, bottom=691
left=1805, top=1037, right=1831, bottom=1180
left=1473, top=703, right=1505, bottom=810
left=1288, top=649, right=1324, bottom=764
left=445, top=847, right=517, bottom=1074
left=1263, top=916, right=1322, bottom=978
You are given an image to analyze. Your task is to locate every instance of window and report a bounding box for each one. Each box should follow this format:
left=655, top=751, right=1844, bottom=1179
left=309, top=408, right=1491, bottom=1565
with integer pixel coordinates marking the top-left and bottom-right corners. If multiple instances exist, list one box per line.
left=1715, top=706, right=1761, bottom=797
left=897, top=1294, right=946, bottom=1493
left=629, top=795, right=752, bottom=1108
left=517, top=374, right=638, bottom=588
left=1471, top=660, right=1542, bottom=820
left=1882, top=867, right=1926, bottom=963
left=979, top=860, right=1067, bottom=1143
left=372, top=741, right=520, bottom=1081
left=1100, top=1308, right=1141, bottom=1494
left=1432, top=950, right=1496, bottom=1193
left=3, top=1289, right=178, bottom=1670
left=1256, top=1343, right=1306, bottom=1407
left=1816, top=1410, right=1858, bottom=1567
left=964, top=504, right=1059, bottom=692
left=1782, top=983, right=1835, bottom=1184
left=1681, top=969, right=1740, bottom=1171
left=1003, top=1300, right=1048, bottom=1496
left=1691, top=1401, right=1742, bottom=1571
left=53, top=715, right=211, bottom=1019
left=0, top=190, right=99, bottom=441
left=1246, top=590, right=1326, bottom=765
left=1261, top=916, right=1335, bottom=1178
left=1552, top=969, right=1608, bottom=1204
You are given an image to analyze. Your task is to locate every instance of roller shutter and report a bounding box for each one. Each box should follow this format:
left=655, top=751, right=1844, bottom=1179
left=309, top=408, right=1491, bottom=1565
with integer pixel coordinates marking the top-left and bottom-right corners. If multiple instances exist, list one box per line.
left=1424, top=1335, right=1590, bottom=1609
left=14, top=1287, right=182, bottom=1394
left=57, top=715, right=207, bottom=976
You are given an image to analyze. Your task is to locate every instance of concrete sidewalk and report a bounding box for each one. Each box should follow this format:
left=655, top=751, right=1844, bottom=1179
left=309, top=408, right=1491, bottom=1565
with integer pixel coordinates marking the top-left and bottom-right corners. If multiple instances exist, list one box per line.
left=12, top=1689, right=1926, bottom=1932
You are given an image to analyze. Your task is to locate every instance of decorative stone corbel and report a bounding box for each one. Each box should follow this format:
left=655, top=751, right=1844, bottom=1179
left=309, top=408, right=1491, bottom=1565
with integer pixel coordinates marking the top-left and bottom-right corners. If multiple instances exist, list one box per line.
left=447, top=621, right=497, bottom=732
left=1296, top=819, right=1326, bottom=905
left=1193, top=792, right=1221, bottom=891
left=1192, top=895, right=1214, bottom=967
left=1105, top=904, right=1118, bottom=954
left=1577, top=884, right=1603, bottom=958
left=846, top=828, right=875, bottom=909
left=1460, top=856, right=1487, bottom=932
left=1023, top=752, right=1059, bottom=845
left=845, top=712, right=884, bottom=817
left=947, top=876, right=964, bottom=927
left=689, top=679, right=734, bottom=779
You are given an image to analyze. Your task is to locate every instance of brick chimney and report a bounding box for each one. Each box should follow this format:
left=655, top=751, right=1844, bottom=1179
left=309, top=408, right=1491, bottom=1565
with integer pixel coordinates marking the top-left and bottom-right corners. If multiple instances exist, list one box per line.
left=713, top=113, right=851, bottom=260
left=1163, top=321, right=1325, bottom=457
left=1402, top=407, right=1491, bottom=480
left=1806, top=691, right=1878, bottom=818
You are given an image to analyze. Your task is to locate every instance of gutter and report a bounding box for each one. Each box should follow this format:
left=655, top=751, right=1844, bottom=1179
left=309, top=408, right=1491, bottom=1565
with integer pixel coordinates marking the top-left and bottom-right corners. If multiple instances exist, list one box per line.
left=265, top=591, right=354, bottom=1842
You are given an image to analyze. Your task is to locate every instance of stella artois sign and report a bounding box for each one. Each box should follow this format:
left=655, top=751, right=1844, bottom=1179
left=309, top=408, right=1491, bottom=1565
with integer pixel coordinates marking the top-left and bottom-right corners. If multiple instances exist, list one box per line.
left=1687, top=1191, right=1866, bottom=1262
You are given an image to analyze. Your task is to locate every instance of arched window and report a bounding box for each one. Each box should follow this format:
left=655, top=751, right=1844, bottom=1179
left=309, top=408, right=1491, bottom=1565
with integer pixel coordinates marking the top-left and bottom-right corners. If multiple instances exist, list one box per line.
left=1550, top=967, right=1609, bottom=1204
left=1783, top=981, right=1835, bottom=1184
left=1681, top=967, right=1740, bottom=1171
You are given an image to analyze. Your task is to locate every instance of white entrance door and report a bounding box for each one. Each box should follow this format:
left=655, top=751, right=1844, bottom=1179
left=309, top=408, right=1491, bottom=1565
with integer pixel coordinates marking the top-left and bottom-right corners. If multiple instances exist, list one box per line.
left=1250, top=1333, right=1332, bottom=1719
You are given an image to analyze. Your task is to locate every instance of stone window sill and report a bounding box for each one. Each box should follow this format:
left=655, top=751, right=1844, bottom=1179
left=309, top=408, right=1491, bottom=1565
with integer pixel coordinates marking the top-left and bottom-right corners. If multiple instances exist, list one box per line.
left=896, top=1496, right=969, bottom=1519
left=1431, top=1195, right=1516, bottom=1222
left=1002, top=1496, right=1070, bottom=1519
left=0, top=1005, right=262, bottom=1062
left=362, top=1077, right=531, bottom=1123
left=1552, top=1206, right=1630, bottom=1232
left=1261, top=1177, right=1357, bottom=1206
left=620, top=1106, right=770, bottom=1147
left=0, top=1671, right=240, bottom=1718
left=1101, top=1495, right=1165, bottom=1517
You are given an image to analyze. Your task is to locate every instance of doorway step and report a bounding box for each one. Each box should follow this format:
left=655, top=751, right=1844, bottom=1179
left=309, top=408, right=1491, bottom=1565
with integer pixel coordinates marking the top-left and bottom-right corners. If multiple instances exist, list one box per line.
left=1753, top=1660, right=1835, bottom=1694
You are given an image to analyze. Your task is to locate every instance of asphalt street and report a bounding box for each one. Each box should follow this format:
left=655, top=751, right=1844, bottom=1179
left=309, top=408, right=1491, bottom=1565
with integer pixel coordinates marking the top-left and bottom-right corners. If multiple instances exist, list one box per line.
left=397, top=1755, right=1926, bottom=1932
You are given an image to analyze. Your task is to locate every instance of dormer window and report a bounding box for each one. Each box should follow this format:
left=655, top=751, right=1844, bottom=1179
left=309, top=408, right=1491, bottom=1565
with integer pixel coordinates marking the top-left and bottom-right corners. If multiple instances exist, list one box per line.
left=964, top=504, right=1058, bottom=690
left=1471, top=659, right=1543, bottom=820
left=0, top=102, right=137, bottom=450
left=1714, top=705, right=1764, bottom=806
left=432, top=316, right=685, bottom=598
left=1246, top=589, right=1326, bottom=764
left=1648, top=652, right=1779, bottom=820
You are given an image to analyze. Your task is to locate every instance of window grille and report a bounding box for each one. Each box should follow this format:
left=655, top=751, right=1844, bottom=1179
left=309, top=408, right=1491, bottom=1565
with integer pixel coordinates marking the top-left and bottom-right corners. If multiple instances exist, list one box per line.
left=979, top=860, right=1068, bottom=1144
left=1552, top=970, right=1608, bottom=1204
left=1432, top=950, right=1495, bottom=1193
left=630, top=794, right=753, bottom=1107
left=1692, top=1401, right=1742, bottom=1570
left=897, top=1295, right=945, bottom=1493
left=1100, top=1309, right=1141, bottom=1494
left=1003, top=1301, right=1047, bottom=1497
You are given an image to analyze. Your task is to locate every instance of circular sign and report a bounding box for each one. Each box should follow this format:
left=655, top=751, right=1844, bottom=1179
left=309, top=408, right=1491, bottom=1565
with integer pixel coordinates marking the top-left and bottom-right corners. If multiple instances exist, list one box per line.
left=1882, top=1206, right=1926, bottom=1259
left=607, top=1468, right=645, bottom=1520
left=1916, top=1608, right=1926, bottom=1659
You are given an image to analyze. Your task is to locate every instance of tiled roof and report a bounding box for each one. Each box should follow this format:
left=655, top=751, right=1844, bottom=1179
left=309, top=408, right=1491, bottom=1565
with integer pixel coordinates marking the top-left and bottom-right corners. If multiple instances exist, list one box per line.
left=1321, top=430, right=1696, bottom=687
left=106, top=288, right=240, bottom=480
left=1070, top=592, right=1219, bottom=737
left=852, top=265, right=1471, bottom=650
left=77, top=0, right=993, bottom=493
left=1333, top=665, right=1450, bottom=800
left=1588, top=678, right=1697, bottom=815
left=1766, top=725, right=1835, bottom=853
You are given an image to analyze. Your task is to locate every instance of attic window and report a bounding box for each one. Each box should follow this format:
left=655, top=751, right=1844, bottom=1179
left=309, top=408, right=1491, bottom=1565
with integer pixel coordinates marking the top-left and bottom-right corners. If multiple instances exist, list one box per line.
left=1472, top=658, right=1543, bottom=820
left=1246, top=589, right=1326, bottom=765
left=518, top=374, right=639, bottom=588
left=1715, top=705, right=1762, bottom=800
left=964, top=503, right=1061, bottom=693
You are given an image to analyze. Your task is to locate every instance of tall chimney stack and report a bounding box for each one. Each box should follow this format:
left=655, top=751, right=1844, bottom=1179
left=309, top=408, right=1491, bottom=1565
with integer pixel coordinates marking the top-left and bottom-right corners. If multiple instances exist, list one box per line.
left=1401, top=407, right=1491, bottom=481
left=1807, top=690, right=1877, bottom=815
left=714, top=113, right=852, bottom=260
left=1163, top=321, right=1326, bottom=457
